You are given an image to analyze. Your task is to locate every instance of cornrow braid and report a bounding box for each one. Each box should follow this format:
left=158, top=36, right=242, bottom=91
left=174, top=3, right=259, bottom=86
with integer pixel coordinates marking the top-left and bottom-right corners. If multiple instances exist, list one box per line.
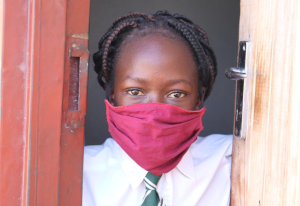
left=156, top=10, right=172, bottom=16
left=185, top=22, right=210, bottom=44
left=173, top=21, right=217, bottom=97
left=173, top=14, right=194, bottom=24
left=167, top=19, right=210, bottom=89
left=97, top=13, right=154, bottom=52
left=110, top=12, right=154, bottom=30
left=93, top=11, right=218, bottom=101
left=102, top=21, right=137, bottom=81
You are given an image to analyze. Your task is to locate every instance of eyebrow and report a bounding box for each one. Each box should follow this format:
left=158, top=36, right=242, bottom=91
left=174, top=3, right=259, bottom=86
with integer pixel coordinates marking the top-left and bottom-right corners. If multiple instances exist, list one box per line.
left=125, top=76, right=192, bottom=86
left=165, top=79, right=192, bottom=86
left=125, top=76, right=148, bottom=83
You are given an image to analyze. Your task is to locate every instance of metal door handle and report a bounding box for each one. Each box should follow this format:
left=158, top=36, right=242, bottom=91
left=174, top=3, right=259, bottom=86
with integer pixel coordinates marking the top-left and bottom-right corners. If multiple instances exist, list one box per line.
left=225, top=67, right=246, bottom=80
left=225, top=41, right=250, bottom=139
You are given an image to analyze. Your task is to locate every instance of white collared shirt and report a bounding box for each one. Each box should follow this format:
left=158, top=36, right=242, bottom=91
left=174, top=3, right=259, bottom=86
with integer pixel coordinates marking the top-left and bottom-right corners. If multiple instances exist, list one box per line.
left=82, top=134, right=232, bottom=206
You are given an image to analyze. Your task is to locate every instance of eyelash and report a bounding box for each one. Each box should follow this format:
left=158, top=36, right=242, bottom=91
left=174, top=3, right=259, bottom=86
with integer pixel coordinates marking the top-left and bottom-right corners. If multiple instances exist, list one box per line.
left=126, top=89, right=187, bottom=99
left=126, top=89, right=145, bottom=96
left=167, top=91, right=187, bottom=99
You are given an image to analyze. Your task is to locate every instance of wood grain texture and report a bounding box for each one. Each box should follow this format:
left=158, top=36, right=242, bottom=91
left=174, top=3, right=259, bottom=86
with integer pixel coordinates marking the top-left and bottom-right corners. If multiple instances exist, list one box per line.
left=231, top=0, right=300, bottom=205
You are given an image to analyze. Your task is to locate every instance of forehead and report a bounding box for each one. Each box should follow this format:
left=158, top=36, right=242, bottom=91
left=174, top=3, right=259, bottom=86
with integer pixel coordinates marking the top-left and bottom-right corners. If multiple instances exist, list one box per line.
left=115, top=34, right=198, bottom=80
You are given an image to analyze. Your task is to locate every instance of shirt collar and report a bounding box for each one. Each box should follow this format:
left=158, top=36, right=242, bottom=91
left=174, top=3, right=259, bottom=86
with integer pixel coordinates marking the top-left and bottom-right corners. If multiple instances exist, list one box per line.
left=176, top=150, right=196, bottom=180
left=119, top=148, right=195, bottom=190
left=120, top=148, right=148, bottom=190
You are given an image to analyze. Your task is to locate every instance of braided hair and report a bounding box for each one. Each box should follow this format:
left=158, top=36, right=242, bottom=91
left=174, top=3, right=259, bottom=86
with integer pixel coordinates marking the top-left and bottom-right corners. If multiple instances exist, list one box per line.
left=93, top=11, right=217, bottom=101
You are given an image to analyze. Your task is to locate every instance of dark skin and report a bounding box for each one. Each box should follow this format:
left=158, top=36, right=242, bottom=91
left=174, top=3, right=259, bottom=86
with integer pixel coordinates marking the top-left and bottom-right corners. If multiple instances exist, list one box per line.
left=109, top=34, right=206, bottom=111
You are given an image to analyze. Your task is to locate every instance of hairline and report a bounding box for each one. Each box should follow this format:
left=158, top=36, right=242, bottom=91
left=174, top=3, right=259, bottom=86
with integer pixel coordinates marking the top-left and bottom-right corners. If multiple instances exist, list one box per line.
left=110, top=30, right=199, bottom=88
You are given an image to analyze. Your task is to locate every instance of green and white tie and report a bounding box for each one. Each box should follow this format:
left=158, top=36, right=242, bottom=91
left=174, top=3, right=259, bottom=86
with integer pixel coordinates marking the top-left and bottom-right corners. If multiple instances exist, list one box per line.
left=141, top=172, right=166, bottom=206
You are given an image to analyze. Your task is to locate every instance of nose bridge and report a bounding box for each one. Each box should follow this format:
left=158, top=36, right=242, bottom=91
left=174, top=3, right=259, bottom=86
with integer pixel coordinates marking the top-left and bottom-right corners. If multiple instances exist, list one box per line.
left=148, top=91, right=164, bottom=104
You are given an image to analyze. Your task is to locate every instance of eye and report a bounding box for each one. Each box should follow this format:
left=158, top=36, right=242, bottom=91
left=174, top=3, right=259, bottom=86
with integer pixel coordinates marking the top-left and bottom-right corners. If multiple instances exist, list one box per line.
left=127, top=89, right=145, bottom=96
left=167, top=91, right=187, bottom=99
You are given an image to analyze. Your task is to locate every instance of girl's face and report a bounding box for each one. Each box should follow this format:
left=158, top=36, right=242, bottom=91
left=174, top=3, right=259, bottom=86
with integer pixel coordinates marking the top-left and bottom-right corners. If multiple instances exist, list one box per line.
left=109, top=34, right=205, bottom=111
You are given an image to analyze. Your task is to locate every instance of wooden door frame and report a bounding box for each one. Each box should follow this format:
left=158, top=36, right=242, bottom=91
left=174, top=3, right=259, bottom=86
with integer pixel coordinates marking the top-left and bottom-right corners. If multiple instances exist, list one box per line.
left=231, top=0, right=300, bottom=205
left=0, top=0, right=90, bottom=205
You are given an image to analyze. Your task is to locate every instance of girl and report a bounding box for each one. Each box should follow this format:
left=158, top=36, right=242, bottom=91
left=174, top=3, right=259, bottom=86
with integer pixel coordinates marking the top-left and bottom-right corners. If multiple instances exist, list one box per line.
left=83, top=11, right=232, bottom=206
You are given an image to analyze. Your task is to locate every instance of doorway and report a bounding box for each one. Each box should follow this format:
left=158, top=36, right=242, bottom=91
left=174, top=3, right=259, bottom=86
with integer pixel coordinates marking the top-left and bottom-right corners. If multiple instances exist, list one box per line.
left=84, top=0, right=240, bottom=145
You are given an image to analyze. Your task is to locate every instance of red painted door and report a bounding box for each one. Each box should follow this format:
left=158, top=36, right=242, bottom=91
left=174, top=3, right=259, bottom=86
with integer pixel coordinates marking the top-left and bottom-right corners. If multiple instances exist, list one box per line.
left=0, top=0, right=90, bottom=205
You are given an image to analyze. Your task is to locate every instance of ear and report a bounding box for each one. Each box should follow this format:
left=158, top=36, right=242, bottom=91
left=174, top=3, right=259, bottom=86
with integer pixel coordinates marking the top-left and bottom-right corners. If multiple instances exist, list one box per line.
left=104, top=83, right=115, bottom=106
left=202, top=87, right=206, bottom=102
left=196, top=87, right=206, bottom=110
left=108, top=87, right=115, bottom=106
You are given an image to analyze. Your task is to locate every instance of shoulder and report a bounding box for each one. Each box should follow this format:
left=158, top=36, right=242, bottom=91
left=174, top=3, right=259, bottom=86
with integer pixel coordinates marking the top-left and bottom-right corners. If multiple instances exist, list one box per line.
left=189, top=134, right=233, bottom=160
left=83, top=138, right=121, bottom=171
left=82, top=139, right=128, bottom=205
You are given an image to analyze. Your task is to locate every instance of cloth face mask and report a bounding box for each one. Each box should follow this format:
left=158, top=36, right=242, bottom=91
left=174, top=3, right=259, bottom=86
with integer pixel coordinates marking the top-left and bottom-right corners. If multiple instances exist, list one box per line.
left=105, top=99, right=206, bottom=175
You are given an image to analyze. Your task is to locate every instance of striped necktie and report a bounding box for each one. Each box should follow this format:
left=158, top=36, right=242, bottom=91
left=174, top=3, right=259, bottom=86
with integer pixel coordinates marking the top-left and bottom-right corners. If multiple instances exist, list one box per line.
left=141, top=172, right=166, bottom=206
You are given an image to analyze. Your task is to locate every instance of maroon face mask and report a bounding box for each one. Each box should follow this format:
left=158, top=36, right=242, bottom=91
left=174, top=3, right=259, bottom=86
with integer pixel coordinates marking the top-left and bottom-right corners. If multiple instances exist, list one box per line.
left=105, top=100, right=205, bottom=175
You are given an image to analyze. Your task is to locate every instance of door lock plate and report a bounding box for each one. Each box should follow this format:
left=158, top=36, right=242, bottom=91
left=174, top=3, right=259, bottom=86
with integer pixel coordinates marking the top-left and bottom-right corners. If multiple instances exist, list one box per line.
left=225, top=41, right=250, bottom=139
